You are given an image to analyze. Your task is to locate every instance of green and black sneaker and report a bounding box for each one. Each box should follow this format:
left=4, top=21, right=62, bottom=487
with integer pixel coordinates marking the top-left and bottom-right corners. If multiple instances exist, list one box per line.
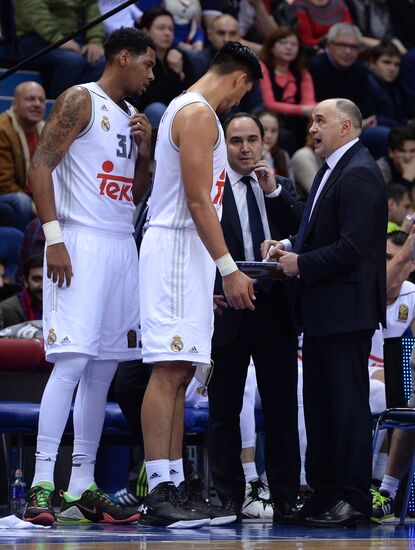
left=23, top=481, right=55, bottom=526
left=57, top=482, right=140, bottom=524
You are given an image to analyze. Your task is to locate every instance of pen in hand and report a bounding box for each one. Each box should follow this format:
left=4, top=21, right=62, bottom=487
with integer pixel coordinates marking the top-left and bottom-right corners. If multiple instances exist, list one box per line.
left=263, top=245, right=276, bottom=263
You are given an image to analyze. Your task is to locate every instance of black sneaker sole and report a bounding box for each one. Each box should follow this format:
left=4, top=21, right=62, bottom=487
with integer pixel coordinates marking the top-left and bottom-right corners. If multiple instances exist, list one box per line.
left=138, top=514, right=210, bottom=529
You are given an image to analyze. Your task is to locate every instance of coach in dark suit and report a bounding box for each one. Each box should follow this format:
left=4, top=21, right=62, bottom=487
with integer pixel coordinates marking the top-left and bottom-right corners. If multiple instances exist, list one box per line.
left=266, top=98, right=387, bottom=526
left=208, top=113, right=303, bottom=523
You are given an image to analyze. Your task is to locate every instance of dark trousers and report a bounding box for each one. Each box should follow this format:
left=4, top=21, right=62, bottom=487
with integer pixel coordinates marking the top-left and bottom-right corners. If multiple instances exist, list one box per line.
left=302, top=330, right=374, bottom=515
left=208, top=294, right=300, bottom=507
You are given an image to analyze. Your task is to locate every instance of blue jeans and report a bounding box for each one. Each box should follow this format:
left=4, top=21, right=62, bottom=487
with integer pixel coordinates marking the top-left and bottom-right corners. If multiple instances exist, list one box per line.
left=17, top=34, right=105, bottom=99
left=0, top=192, right=32, bottom=231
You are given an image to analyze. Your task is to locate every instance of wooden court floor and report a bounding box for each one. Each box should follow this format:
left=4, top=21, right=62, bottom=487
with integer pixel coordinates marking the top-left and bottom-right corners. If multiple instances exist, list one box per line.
left=1, top=520, right=415, bottom=549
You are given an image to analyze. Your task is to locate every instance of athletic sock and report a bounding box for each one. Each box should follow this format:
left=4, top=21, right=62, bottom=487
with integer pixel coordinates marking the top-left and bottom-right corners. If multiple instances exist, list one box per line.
left=146, top=459, right=170, bottom=493
left=380, top=475, right=400, bottom=499
left=243, top=461, right=258, bottom=484
left=67, top=460, right=95, bottom=499
left=169, top=458, right=185, bottom=487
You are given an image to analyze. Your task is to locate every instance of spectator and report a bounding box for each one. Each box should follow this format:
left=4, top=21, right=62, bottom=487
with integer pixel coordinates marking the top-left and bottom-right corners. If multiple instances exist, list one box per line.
left=137, top=8, right=192, bottom=127
left=98, top=0, right=142, bottom=35
left=165, top=0, right=204, bottom=51
left=293, top=0, right=352, bottom=55
left=14, top=0, right=106, bottom=99
left=0, top=254, right=43, bottom=329
left=259, top=26, right=316, bottom=153
left=309, top=22, right=388, bottom=158
left=187, top=14, right=264, bottom=117
left=386, top=184, right=413, bottom=234
left=368, top=42, right=410, bottom=129
left=345, top=0, right=406, bottom=54
left=257, top=110, right=294, bottom=180
left=377, top=125, right=415, bottom=198
left=0, top=81, right=45, bottom=231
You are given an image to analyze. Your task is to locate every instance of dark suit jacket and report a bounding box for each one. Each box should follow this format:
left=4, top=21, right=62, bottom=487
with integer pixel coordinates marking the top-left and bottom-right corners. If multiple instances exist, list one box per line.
left=213, top=174, right=303, bottom=346
left=296, top=140, right=387, bottom=336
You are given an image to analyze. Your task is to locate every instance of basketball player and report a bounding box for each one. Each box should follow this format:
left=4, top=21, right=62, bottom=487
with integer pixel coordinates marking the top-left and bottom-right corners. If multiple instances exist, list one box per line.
left=138, top=42, right=263, bottom=528
left=23, top=28, right=156, bottom=526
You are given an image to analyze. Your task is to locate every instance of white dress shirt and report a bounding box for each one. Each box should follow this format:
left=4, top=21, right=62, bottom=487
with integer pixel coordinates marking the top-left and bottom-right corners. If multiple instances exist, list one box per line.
left=227, top=164, right=276, bottom=262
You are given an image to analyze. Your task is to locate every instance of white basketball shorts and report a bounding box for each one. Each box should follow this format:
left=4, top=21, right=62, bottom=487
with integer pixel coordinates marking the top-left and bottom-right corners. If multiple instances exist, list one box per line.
left=43, top=226, right=141, bottom=362
left=139, top=225, right=216, bottom=365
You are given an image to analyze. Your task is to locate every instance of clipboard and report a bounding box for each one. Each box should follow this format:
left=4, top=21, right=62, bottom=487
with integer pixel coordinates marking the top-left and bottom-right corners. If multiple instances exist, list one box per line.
left=236, top=261, right=286, bottom=280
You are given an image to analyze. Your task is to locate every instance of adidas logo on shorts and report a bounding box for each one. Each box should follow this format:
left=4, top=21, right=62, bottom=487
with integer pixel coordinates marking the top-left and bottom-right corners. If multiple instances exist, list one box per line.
left=100, top=104, right=109, bottom=111
left=61, top=336, right=71, bottom=344
left=188, top=346, right=198, bottom=353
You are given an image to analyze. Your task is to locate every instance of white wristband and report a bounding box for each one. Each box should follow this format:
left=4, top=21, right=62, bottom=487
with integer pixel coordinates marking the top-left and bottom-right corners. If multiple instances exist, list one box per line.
left=42, top=220, right=64, bottom=246
left=215, top=253, right=238, bottom=277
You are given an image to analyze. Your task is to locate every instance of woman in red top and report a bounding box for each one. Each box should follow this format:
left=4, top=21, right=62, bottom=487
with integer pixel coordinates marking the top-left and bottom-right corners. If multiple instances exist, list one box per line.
left=294, top=0, right=352, bottom=53
left=259, top=26, right=316, bottom=153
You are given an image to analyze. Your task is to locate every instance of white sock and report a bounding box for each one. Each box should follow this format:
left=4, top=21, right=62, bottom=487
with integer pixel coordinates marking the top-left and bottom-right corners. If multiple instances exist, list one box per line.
left=243, top=461, right=258, bottom=483
left=169, top=459, right=185, bottom=487
left=146, top=459, right=170, bottom=493
left=380, top=475, right=400, bottom=499
left=373, top=452, right=388, bottom=483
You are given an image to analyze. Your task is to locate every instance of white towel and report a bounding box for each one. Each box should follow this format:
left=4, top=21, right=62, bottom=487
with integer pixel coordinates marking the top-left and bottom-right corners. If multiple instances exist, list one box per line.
left=0, top=515, right=50, bottom=529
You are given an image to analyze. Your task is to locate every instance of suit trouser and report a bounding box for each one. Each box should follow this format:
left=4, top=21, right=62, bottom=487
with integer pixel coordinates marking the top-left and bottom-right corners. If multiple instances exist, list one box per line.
left=208, top=293, right=300, bottom=507
left=302, top=330, right=374, bottom=515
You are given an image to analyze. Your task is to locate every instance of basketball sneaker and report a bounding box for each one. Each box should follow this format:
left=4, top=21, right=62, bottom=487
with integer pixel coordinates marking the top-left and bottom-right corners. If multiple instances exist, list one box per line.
left=57, top=482, right=139, bottom=523
left=177, top=480, right=238, bottom=525
left=138, top=481, right=210, bottom=528
left=371, top=488, right=395, bottom=523
left=23, top=482, right=55, bottom=526
left=242, top=479, right=273, bottom=520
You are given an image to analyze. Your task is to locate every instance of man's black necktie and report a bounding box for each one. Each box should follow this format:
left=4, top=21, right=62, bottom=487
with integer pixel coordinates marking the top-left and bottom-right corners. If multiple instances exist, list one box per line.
left=241, top=176, right=265, bottom=262
left=293, top=161, right=329, bottom=254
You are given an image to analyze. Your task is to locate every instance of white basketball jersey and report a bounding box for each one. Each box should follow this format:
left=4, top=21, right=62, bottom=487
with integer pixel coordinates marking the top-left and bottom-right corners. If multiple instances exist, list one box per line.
left=52, top=82, right=138, bottom=235
left=369, top=280, right=415, bottom=366
left=148, top=91, right=227, bottom=230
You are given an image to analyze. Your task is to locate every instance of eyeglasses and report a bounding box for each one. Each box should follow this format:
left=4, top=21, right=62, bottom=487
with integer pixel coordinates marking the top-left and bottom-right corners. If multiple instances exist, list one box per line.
left=330, top=41, right=360, bottom=52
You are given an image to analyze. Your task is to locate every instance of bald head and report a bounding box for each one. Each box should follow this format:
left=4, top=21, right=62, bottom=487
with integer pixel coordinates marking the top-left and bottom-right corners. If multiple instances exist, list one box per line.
left=310, top=98, right=362, bottom=158
left=208, top=15, right=240, bottom=51
left=13, top=81, right=46, bottom=129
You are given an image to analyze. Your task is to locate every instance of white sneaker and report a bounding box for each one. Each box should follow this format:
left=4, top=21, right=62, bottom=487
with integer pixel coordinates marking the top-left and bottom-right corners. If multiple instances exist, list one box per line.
left=242, top=479, right=273, bottom=520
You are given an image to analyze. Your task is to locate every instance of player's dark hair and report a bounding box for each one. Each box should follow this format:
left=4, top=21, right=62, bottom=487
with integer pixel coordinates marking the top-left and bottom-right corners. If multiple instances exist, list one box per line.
left=209, top=41, right=263, bottom=83
left=223, top=112, right=264, bottom=140
left=24, top=254, right=43, bottom=280
left=104, top=27, right=155, bottom=62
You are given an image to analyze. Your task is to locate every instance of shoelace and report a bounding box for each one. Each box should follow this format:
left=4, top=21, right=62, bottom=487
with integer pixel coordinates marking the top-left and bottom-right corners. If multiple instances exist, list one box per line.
left=29, top=487, right=52, bottom=508
left=371, top=489, right=390, bottom=508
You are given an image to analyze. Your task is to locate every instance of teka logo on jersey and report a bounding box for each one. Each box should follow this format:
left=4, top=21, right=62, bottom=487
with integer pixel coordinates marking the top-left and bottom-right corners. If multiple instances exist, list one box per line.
left=212, top=168, right=226, bottom=206
left=97, top=160, right=134, bottom=202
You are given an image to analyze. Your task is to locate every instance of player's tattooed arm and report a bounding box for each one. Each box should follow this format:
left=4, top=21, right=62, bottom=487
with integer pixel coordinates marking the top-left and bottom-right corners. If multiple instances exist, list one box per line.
left=31, top=86, right=91, bottom=170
